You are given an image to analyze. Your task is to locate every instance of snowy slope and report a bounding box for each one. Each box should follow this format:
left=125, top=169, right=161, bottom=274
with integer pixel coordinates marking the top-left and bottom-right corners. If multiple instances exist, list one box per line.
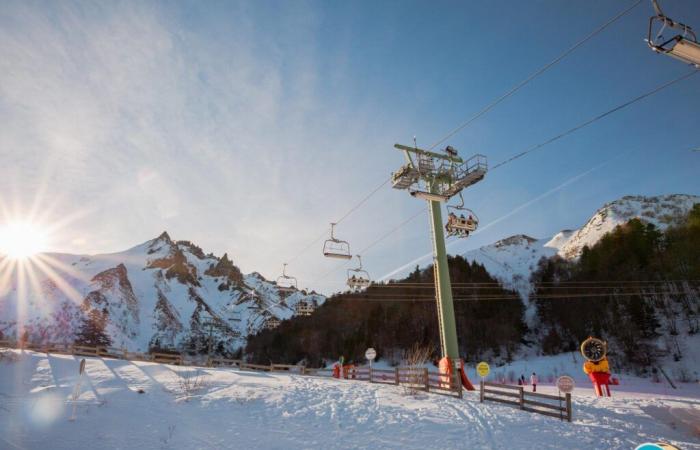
left=463, top=194, right=699, bottom=292
left=0, top=232, right=324, bottom=352
left=463, top=234, right=558, bottom=298
left=0, top=349, right=698, bottom=450
left=556, top=194, right=700, bottom=259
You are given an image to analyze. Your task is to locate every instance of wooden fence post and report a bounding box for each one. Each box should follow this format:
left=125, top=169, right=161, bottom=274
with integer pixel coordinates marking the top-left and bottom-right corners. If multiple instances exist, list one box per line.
left=395, top=367, right=400, bottom=385
left=424, top=368, right=429, bottom=392
left=479, top=380, right=484, bottom=403
left=456, top=371, right=463, bottom=399
left=518, top=386, right=524, bottom=409
left=566, top=393, right=572, bottom=422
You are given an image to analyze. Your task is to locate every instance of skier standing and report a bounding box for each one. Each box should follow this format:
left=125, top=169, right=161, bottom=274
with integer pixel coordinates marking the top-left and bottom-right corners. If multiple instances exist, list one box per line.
left=530, top=372, right=538, bottom=392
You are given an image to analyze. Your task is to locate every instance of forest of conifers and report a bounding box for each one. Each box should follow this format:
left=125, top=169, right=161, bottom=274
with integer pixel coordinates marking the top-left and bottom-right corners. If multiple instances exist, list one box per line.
left=246, top=205, right=700, bottom=372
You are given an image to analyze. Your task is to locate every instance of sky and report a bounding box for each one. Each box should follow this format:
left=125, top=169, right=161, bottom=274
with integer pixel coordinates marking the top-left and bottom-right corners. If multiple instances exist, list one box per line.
left=1, top=0, right=698, bottom=294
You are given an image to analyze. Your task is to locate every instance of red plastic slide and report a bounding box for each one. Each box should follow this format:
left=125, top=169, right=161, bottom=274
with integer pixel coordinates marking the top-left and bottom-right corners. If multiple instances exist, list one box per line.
left=439, top=357, right=476, bottom=391
left=459, top=364, right=475, bottom=391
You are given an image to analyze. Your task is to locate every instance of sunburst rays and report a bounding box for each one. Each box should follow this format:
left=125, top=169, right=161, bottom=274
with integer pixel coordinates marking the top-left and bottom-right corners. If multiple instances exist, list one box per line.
left=0, top=193, right=94, bottom=342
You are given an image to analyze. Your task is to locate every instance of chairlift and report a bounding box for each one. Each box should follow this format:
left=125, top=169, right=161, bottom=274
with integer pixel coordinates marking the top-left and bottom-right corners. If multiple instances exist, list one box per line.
left=445, top=193, right=479, bottom=238
left=323, top=223, right=352, bottom=259
left=647, top=0, right=700, bottom=67
left=346, top=255, right=371, bottom=291
left=276, top=263, right=297, bottom=292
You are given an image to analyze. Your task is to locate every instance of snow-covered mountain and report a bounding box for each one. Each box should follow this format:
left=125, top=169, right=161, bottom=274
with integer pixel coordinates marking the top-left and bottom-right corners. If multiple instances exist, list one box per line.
left=464, top=194, right=699, bottom=295
left=0, top=232, right=324, bottom=353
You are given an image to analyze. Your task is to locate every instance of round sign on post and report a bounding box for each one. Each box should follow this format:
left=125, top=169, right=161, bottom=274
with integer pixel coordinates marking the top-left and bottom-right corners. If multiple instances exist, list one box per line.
left=476, top=361, right=490, bottom=378
left=365, top=348, right=376, bottom=361
left=556, top=375, right=575, bottom=394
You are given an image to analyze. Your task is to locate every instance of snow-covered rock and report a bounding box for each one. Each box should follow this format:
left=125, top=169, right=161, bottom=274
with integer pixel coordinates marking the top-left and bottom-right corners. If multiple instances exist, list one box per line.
left=556, top=194, right=699, bottom=259
left=0, top=232, right=325, bottom=352
left=464, top=194, right=699, bottom=292
left=464, top=234, right=556, bottom=297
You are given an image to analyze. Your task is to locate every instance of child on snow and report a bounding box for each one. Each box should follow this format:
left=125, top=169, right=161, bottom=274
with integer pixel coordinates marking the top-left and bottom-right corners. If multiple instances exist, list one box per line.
left=530, top=372, right=538, bottom=392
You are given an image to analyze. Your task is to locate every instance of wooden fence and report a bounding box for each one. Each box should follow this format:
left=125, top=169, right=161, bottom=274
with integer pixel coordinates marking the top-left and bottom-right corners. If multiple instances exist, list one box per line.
left=479, top=381, right=572, bottom=422
left=0, top=339, right=462, bottom=398
left=344, top=365, right=463, bottom=397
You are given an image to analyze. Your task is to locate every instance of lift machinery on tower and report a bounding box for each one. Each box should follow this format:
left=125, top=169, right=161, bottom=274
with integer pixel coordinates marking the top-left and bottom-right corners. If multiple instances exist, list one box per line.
left=391, top=142, right=487, bottom=390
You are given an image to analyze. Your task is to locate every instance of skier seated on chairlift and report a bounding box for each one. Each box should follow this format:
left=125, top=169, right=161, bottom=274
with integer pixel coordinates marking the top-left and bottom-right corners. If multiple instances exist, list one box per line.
left=457, top=214, right=470, bottom=236
left=446, top=212, right=457, bottom=232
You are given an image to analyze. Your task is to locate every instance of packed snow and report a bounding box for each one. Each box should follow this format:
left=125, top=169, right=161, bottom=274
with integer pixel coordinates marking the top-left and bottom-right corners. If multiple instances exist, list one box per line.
left=1, top=349, right=698, bottom=450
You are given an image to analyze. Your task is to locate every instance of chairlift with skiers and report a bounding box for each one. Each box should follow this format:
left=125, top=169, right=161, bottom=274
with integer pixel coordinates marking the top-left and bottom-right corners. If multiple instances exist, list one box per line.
left=445, top=192, right=479, bottom=238
left=346, top=255, right=371, bottom=291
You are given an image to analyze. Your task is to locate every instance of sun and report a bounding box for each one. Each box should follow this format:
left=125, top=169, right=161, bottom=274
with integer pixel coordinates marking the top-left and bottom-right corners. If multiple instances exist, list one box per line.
left=0, top=222, right=49, bottom=259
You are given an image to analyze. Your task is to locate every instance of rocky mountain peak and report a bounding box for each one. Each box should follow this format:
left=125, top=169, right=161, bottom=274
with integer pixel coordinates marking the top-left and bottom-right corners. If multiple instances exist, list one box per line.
left=494, top=234, right=538, bottom=248
left=205, top=252, right=244, bottom=286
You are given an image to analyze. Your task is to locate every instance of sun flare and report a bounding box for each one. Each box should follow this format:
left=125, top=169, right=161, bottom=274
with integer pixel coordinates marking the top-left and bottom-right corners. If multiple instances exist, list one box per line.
left=0, top=222, right=49, bottom=259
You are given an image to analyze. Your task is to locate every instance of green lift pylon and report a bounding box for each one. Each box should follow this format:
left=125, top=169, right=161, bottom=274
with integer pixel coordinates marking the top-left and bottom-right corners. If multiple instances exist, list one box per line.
left=390, top=143, right=487, bottom=364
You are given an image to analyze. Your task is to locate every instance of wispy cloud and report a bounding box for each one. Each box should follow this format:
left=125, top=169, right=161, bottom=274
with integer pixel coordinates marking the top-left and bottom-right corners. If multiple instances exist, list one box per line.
left=0, top=1, right=397, bottom=280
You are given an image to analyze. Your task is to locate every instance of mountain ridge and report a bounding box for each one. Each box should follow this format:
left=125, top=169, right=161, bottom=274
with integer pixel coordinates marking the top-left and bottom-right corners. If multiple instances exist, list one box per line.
left=0, top=233, right=325, bottom=354
left=464, top=194, right=699, bottom=295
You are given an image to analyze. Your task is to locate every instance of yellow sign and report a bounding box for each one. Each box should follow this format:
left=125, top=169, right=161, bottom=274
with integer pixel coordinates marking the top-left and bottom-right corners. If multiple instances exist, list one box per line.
left=476, top=362, right=490, bottom=378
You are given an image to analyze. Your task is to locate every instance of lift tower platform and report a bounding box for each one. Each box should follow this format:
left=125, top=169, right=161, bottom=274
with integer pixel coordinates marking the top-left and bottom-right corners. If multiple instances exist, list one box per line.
left=391, top=143, right=487, bottom=369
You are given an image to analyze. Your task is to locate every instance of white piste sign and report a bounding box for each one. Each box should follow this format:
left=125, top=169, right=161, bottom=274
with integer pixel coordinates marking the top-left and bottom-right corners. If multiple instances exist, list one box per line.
left=365, top=348, right=377, bottom=361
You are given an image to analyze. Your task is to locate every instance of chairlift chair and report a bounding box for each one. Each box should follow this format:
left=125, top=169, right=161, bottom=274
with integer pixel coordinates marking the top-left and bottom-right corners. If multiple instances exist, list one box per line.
left=276, top=263, right=298, bottom=292
left=647, top=0, right=700, bottom=67
left=445, top=193, right=479, bottom=238
left=346, top=255, right=371, bottom=291
left=323, top=223, right=352, bottom=259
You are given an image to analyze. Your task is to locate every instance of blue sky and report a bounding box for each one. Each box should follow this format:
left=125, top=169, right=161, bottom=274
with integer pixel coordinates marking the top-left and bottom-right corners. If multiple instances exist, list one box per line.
left=1, top=0, right=698, bottom=293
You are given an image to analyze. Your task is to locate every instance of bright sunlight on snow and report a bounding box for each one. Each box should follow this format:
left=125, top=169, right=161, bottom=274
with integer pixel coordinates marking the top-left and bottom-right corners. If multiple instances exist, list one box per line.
left=0, top=350, right=699, bottom=450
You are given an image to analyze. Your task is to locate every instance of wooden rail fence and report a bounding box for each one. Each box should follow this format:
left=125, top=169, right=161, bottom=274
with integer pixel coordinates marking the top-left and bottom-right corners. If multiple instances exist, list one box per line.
left=479, top=381, right=572, bottom=422
left=2, top=339, right=575, bottom=420
left=345, top=366, right=463, bottom=397
left=0, top=339, right=462, bottom=398
left=2, top=340, right=576, bottom=418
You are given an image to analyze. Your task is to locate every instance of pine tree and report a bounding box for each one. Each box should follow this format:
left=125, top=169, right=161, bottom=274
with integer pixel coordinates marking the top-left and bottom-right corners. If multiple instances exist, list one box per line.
left=75, top=308, right=112, bottom=347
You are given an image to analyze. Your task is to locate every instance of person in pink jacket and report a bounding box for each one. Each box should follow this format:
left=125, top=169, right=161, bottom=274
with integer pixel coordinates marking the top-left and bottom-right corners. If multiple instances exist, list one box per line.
left=530, top=372, right=538, bottom=392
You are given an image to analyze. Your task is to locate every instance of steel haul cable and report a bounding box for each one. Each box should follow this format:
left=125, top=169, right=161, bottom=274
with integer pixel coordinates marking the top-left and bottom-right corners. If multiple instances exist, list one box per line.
left=428, top=0, right=644, bottom=151
left=361, top=71, right=698, bottom=285
left=283, top=2, right=644, bottom=273
left=491, top=70, right=698, bottom=170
